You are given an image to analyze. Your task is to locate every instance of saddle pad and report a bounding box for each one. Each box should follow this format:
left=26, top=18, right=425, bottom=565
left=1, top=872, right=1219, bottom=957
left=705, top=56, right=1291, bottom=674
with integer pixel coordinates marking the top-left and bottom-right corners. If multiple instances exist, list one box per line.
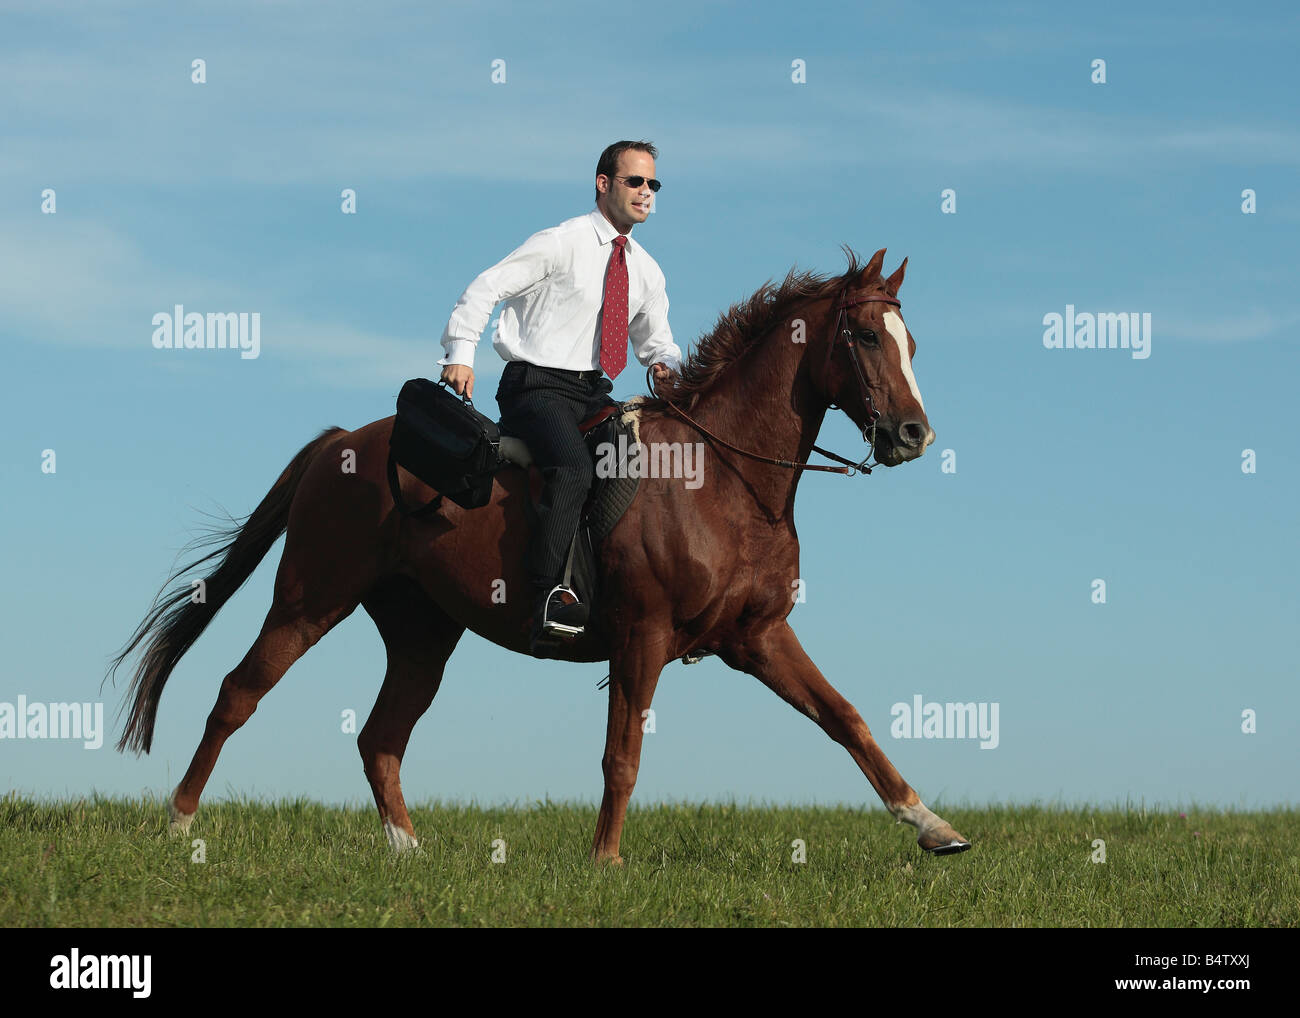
left=583, top=402, right=643, bottom=540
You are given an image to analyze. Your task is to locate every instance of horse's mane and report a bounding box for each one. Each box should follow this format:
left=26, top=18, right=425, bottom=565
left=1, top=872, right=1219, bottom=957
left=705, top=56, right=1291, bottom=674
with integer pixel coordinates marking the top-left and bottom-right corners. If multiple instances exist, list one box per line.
left=639, top=245, right=866, bottom=411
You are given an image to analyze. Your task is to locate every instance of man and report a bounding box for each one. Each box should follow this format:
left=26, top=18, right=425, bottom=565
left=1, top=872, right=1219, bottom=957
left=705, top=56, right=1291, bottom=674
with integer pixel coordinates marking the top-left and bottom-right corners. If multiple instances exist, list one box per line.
left=438, top=140, right=682, bottom=655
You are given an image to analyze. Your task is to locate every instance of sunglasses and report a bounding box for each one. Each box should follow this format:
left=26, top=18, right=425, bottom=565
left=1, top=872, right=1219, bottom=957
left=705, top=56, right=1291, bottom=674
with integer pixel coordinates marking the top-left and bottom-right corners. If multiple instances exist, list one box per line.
left=614, top=174, right=661, bottom=193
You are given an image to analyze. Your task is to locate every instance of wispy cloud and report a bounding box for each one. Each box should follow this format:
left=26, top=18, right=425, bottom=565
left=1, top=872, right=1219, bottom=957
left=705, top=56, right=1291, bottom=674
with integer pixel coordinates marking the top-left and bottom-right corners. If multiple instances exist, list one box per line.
left=810, top=86, right=1300, bottom=170
left=6, top=7, right=1296, bottom=192
left=0, top=216, right=448, bottom=389
left=1155, top=309, right=1300, bottom=344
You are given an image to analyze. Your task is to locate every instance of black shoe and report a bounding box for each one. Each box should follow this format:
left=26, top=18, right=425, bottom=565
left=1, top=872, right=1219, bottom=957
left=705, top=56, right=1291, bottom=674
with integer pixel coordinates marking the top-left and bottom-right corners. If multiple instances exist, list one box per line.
left=529, top=585, right=588, bottom=655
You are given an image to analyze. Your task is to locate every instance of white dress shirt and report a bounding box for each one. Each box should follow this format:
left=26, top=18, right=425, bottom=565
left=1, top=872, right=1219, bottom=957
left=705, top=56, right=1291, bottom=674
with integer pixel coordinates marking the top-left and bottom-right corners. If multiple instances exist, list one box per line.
left=439, top=207, right=682, bottom=374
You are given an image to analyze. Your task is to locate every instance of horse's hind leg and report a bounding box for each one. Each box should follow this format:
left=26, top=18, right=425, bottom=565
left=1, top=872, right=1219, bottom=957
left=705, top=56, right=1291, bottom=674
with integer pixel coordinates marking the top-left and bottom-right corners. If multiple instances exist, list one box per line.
left=358, top=576, right=464, bottom=852
left=169, top=566, right=364, bottom=830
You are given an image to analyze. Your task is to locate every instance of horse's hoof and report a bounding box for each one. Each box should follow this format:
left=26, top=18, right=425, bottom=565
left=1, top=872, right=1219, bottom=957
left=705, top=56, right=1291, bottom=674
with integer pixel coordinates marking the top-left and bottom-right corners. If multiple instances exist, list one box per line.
left=918, top=821, right=971, bottom=855
left=923, top=838, right=972, bottom=855
left=592, top=853, right=624, bottom=867
left=168, top=798, right=195, bottom=836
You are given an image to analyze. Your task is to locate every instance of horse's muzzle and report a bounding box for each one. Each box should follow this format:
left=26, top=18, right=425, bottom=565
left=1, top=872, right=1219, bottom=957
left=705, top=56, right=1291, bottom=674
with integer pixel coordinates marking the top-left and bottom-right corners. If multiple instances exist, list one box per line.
left=874, top=418, right=934, bottom=466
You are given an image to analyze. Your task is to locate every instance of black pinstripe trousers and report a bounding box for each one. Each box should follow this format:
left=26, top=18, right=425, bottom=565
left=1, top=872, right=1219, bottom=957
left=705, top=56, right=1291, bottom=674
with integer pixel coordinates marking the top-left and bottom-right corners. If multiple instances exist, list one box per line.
left=496, top=361, right=615, bottom=588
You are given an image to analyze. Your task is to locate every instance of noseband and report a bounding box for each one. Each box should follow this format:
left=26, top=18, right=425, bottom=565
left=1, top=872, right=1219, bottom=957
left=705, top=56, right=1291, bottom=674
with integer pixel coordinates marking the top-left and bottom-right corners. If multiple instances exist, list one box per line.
left=653, top=286, right=903, bottom=477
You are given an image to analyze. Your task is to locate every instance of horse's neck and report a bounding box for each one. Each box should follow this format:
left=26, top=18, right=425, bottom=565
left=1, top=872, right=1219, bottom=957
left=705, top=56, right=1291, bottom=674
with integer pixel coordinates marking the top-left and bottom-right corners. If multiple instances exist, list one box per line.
left=688, top=311, right=829, bottom=518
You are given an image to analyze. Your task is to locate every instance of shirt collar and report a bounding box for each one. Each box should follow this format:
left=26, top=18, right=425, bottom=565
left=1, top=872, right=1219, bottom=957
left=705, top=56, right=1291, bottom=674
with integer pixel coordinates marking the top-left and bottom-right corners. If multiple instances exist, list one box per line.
left=590, top=207, right=635, bottom=249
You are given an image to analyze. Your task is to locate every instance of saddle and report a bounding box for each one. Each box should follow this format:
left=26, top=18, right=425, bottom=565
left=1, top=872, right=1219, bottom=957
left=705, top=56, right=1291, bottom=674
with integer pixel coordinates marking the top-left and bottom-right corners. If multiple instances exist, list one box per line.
left=497, top=402, right=642, bottom=538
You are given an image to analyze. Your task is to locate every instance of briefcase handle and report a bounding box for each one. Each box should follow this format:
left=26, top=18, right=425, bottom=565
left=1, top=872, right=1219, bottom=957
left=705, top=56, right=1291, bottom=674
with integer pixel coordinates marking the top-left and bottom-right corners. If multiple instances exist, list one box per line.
left=437, top=378, right=476, bottom=409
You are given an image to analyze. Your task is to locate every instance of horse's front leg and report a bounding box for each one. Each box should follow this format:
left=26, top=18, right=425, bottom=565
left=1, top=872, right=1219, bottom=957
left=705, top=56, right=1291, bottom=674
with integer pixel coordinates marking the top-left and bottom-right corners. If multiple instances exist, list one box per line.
left=589, top=624, right=669, bottom=865
left=724, top=620, right=971, bottom=854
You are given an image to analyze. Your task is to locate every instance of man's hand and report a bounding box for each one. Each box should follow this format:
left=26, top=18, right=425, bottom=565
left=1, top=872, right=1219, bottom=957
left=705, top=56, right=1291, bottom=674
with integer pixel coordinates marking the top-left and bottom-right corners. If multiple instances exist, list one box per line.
left=441, top=364, right=475, bottom=399
left=650, top=362, right=675, bottom=398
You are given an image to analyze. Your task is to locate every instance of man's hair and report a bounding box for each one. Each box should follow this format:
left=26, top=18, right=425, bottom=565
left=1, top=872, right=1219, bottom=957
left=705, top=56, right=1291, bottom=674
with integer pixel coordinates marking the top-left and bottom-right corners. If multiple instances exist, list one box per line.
left=595, top=140, right=658, bottom=202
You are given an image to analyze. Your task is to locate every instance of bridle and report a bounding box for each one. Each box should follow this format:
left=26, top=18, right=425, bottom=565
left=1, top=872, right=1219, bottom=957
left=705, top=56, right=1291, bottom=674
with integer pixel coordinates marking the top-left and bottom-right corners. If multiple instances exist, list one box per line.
left=823, top=287, right=903, bottom=453
left=653, top=286, right=902, bottom=476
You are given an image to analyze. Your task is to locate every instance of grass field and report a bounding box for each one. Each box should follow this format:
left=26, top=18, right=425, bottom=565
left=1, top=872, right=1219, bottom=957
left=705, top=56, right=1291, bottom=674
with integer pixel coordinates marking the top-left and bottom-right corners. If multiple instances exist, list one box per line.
left=1, top=795, right=1296, bottom=927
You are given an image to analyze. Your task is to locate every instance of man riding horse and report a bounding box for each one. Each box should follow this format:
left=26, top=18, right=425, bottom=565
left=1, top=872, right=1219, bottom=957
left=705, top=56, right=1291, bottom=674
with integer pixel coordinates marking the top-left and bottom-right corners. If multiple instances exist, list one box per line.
left=437, top=140, right=681, bottom=656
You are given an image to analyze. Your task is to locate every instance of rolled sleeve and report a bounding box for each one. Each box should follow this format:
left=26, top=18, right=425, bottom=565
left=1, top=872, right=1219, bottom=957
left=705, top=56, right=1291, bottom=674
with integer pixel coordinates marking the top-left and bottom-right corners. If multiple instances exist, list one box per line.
left=438, top=229, right=558, bottom=367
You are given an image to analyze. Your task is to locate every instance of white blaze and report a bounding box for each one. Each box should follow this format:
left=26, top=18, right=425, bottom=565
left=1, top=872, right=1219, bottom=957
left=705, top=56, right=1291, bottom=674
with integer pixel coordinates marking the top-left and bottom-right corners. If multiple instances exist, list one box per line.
left=883, top=310, right=925, bottom=412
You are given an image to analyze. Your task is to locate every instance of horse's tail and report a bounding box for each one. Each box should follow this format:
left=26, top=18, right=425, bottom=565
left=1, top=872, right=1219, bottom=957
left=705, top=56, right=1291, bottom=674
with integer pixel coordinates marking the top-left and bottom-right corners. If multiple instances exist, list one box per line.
left=109, top=426, right=346, bottom=755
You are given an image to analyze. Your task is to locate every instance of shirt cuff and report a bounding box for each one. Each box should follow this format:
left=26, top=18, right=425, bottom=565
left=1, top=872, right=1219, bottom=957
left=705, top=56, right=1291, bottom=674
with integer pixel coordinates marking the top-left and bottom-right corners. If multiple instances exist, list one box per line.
left=437, top=339, right=476, bottom=368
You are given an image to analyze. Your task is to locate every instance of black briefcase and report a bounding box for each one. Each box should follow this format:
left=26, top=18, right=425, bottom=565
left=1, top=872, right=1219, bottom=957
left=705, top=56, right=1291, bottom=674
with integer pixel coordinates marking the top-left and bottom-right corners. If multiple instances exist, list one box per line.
left=388, top=378, right=501, bottom=512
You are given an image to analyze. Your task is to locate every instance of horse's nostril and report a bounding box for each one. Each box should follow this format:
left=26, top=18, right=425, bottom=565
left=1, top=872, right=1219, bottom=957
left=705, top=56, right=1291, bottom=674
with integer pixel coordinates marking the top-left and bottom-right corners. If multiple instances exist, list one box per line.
left=899, top=420, right=928, bottom=448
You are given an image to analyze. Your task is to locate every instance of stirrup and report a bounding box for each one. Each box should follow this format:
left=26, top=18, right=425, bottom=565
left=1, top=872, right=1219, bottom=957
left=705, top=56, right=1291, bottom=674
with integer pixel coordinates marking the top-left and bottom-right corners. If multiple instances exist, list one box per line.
left=540, top=583, right=586, bottom=640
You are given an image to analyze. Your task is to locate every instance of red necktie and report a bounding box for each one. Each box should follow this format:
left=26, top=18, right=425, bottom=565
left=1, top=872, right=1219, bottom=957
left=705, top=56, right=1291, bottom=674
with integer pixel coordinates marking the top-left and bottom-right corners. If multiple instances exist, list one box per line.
left=600, top=235, right=629, bottom=378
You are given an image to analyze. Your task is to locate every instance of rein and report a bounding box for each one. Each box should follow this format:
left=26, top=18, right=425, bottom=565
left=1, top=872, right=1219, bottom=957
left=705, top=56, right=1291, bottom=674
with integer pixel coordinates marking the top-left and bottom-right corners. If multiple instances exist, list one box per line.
left=650, top=287, right=902, bottom=477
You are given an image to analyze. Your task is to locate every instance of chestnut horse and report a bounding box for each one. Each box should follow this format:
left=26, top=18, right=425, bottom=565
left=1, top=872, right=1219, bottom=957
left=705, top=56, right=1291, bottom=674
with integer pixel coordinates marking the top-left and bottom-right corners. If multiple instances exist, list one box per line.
left=109, top=247, right=970, bottom=860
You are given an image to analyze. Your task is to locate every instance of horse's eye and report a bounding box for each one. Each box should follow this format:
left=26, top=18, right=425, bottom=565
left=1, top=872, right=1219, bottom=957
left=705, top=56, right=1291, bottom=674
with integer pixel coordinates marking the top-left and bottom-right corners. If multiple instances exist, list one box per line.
left=860, top=329, right=879, bottom=346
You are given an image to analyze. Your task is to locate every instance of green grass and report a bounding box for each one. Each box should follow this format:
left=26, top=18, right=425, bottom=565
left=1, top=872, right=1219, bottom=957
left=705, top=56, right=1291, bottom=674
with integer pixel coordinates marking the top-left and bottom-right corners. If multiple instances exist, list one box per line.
left=1, top=794, right=1296, bottom=927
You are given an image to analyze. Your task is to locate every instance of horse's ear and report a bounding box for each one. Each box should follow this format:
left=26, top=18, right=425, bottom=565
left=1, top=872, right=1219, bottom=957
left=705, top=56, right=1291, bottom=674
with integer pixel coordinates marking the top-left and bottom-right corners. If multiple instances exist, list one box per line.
left=860, top=248, right=887, bottom=285
left=884, top=257, right=908, bottom=297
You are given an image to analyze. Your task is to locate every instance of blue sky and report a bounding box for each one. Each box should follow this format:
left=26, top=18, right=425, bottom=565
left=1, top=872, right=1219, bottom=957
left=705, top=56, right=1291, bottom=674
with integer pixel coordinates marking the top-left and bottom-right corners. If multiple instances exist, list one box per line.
left=2, top=0, right=1296, bottom=816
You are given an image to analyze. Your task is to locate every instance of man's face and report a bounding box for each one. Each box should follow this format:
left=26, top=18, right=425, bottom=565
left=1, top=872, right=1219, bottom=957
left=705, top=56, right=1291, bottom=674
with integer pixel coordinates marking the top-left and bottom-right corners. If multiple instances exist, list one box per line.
left=597, top=150, right=656, bottom=232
